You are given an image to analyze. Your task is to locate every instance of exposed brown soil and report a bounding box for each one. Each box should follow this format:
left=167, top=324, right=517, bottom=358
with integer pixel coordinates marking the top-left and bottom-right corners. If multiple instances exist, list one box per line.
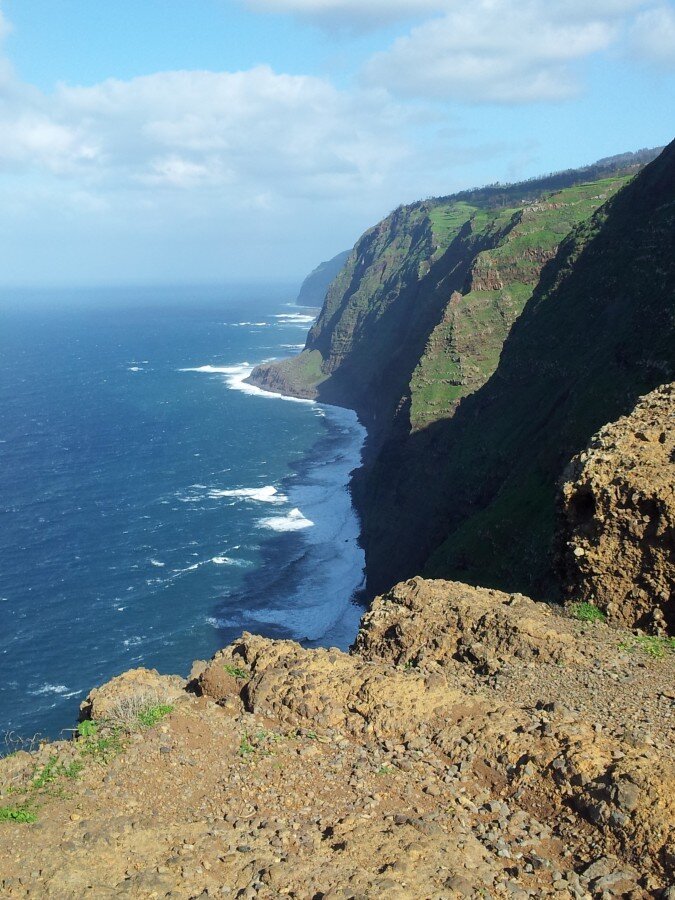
left=1, top=578, right=673, bottom=899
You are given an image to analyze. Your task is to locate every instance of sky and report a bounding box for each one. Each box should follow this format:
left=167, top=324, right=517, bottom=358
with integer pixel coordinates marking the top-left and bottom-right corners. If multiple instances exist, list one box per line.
left=0, top=0, right=673, bottom=288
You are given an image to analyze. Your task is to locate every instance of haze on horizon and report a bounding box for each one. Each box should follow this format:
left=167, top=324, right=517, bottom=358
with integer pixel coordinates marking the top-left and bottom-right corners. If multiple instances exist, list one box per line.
left=0, top=0, right=673, bottom=290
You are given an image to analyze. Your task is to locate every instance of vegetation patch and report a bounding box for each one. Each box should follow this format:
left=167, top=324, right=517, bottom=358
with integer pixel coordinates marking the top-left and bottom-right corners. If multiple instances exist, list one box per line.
left=0, top=803, right=37, bottom=824
left=77, top=720, right=124, bottom=762
left=224, top=664, right=249, bottom=681
left=569, top=602, right=607, bottom=624
left=137, top=704, right=174, bottom=728
left=619, top=635, right=675, bottom=659
left=31, top=755, right=81, bottom=791
left=239, top=729, right=285, bottom=759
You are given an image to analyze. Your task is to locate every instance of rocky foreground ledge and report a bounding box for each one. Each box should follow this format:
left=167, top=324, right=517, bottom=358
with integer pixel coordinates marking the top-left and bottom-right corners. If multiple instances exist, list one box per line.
left=1, top=579, right=674, bottom=899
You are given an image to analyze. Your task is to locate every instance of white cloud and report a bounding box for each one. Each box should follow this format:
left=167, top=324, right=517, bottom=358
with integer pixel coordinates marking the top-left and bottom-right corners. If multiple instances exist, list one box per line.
left=243, top=0, right=657, bottom=32
left=242, top=0, right=446, bottom=29
left=44, top=67, right=412, bottom=199
left=628, top=4, right=675, bottom=67
left=363, top=0, right=626, bottom=104
left=0, top=57, right=415, bottom=198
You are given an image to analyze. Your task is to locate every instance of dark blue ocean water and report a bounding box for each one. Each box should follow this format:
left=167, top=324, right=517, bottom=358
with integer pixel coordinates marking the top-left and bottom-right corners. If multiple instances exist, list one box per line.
left=0, top=286, right=366, bottom=740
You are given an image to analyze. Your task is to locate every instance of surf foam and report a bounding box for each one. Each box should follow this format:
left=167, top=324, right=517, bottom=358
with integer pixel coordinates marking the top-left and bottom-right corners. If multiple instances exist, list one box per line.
left=258, top=508, right=314, bottom=532
left=179, top=364, right=314, bottom=404
left=208, top=486, right=287, bottom=504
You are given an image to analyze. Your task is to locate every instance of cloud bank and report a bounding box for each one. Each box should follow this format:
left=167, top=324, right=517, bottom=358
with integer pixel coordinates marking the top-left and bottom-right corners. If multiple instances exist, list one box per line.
left=0, top=0, right=671, bottom=284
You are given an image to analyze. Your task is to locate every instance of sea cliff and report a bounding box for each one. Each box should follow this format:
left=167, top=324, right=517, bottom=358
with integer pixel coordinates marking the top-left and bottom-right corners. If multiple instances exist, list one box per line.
left=2, top=145, right=674, bottom=898
left=247, top=143, right=674, bottom=599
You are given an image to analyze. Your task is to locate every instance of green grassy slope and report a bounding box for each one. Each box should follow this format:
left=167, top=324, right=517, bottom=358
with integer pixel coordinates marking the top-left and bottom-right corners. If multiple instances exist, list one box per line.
left=362, top=140, right=675, bottom=596
left=409, top=177, right=629, bottom=430
left=249, top=162, right=640, bottom=444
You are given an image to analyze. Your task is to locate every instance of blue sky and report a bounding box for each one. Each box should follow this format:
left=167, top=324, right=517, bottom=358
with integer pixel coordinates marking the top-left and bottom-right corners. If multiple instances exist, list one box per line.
left=0, top=0, right=673, bottom=287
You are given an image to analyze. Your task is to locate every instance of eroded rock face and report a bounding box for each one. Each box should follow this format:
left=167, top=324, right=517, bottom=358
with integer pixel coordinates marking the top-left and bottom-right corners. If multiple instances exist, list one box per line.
left=354, top=577, right=581, bottom=670
left=557, top=383, right=675, bottom=633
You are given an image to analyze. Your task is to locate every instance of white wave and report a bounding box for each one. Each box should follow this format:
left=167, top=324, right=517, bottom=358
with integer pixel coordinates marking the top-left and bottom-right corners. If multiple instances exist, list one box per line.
left=31, top=683, right=70, bottom=696
left=123, top=636, right=142, bottom=648
left=224, top=321, right=270, bottom=327
left=149, top=559, right=165, bottom=567
left=272, top=313, right=316, bottom=323
left=128, top=366, right=142, bottom=372
left=167, top=558, right=211, bottom=578
left=179, top=363, right=314, bottom=404
left=205, top=615, right=239, bottom=628
left=208, top=485, right=286, bottom=504
left=281, top=344, right=306, bottom=350
left=211, top=556, right=252, bottom=567
left=258, top=507, right=314, bottom=532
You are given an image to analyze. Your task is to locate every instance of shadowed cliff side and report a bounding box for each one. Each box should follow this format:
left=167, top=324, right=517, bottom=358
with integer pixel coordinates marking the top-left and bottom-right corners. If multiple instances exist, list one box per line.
left=360, top=139, right=675, bottom=597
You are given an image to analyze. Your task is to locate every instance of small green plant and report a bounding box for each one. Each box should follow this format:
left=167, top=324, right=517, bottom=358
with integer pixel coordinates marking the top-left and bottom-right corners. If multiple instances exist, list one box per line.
left=31, top=755, right=61, bottom=790
left=376, top=765, right=393, bottom=776
left=569, top=602, right=606, bottom=624
left=224, top=664, right=249, bottom=681
left=619, top=635, right=675, bottom=659
left=29, top=754, right=84, bottom=797
left=238, top=734, right=256, bottom=757
left=137, top=704, right=173, bottom=728
left=82, top=733, right=122, bottom=761
left=77, top=721, right=123, bottom=763
left=238, top=729, right=284, bottom=758
left=77, top=720, right=98, bottom=738
left=62, top=760, right=84, bottom=779
left=0, top=803, right=36, bottom=824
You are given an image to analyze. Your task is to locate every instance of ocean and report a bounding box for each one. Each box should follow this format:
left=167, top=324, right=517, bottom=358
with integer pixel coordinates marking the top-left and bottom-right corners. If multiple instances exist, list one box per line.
left=0, top=285, right=366, bottom=741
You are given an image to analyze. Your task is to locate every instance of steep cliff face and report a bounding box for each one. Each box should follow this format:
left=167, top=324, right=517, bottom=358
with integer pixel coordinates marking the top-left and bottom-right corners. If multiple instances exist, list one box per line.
left=295, top=249, right=350, bottom=307
left=557, top=383, right=675, bottom=634
left=364, top=139, right=675, bottom=596
left=249, top=160, right=644, bottom=448
left=408, top=179, right=628, bottom=431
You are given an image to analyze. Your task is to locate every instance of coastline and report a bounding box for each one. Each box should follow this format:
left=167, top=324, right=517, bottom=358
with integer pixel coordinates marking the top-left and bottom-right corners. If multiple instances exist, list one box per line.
left=1, top=297, right=368, bottom=741
left=208, top=358, right=369, bottom=650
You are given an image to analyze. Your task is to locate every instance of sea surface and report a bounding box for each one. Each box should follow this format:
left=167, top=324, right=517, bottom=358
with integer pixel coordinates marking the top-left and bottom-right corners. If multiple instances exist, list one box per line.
left=0, top=285, right=366, bottom=740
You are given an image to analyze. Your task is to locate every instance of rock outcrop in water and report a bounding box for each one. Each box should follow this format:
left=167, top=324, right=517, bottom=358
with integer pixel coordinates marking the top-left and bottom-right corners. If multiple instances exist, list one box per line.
left=1, top=577, right=674, bottom=897
left=557, top=383, right=675, bottom=634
